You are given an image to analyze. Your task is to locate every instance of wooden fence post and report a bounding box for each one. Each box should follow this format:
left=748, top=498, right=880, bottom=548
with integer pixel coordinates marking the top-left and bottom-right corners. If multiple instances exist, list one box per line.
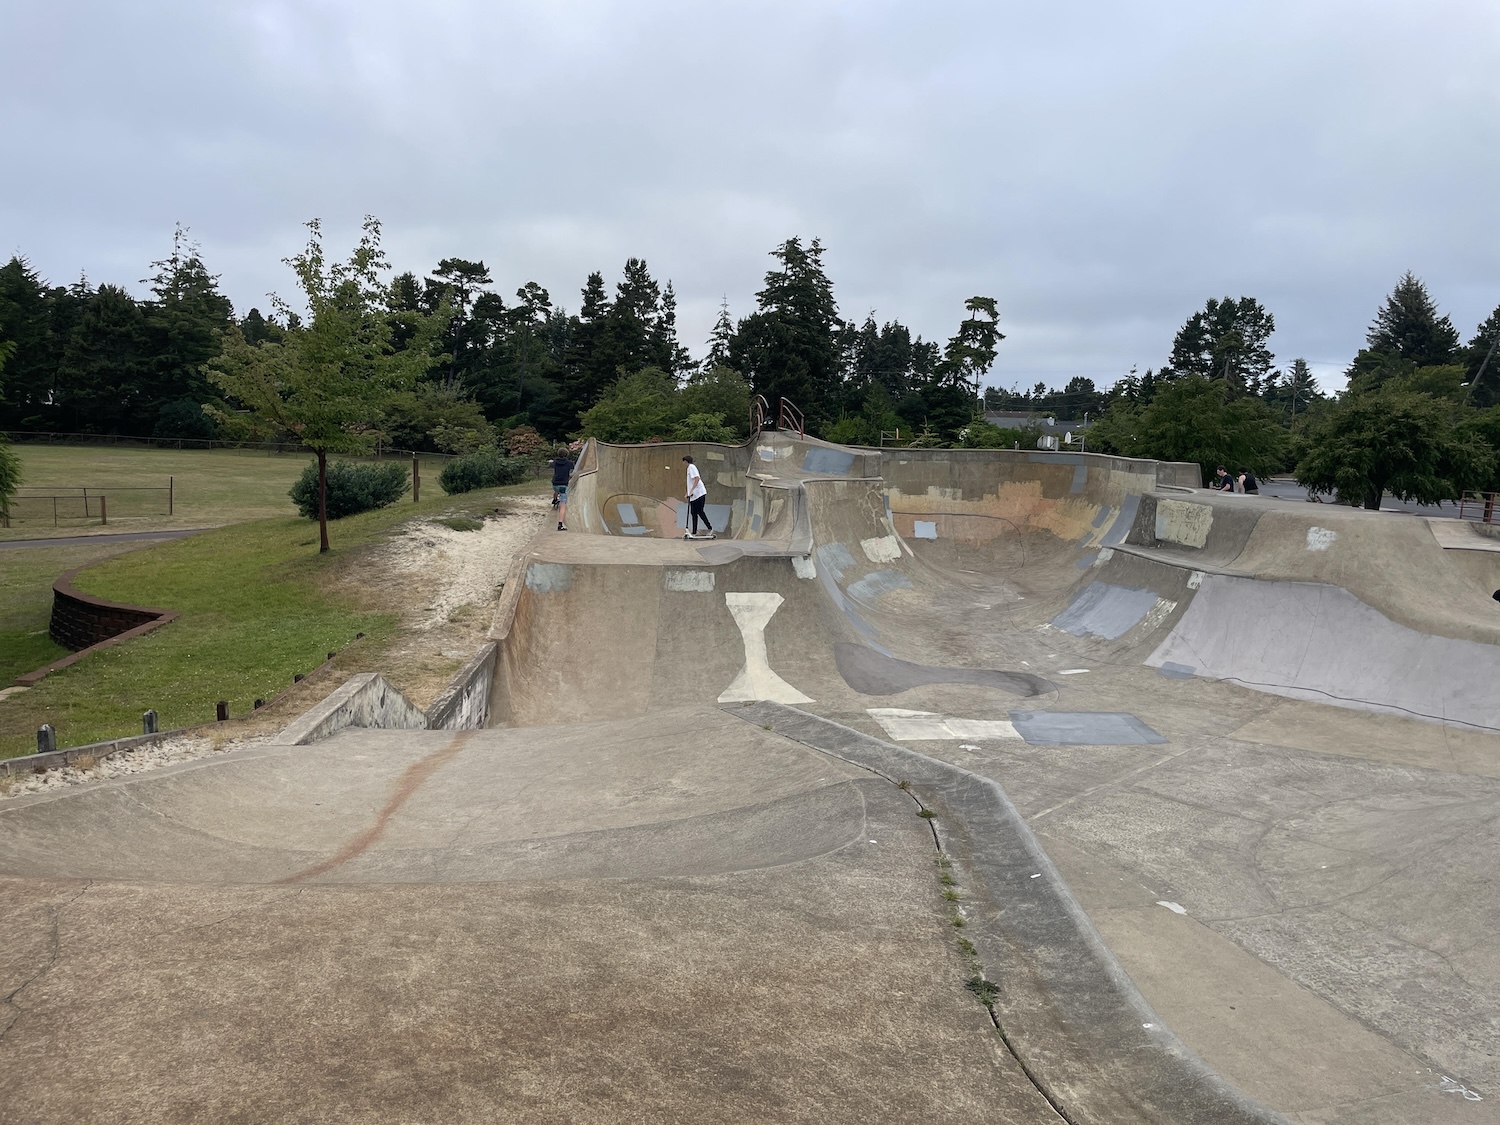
left=412, top=455, right=420, bottom=503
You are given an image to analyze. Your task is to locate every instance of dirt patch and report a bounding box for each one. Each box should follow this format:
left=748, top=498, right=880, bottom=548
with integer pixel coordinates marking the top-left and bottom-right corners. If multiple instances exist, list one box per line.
left=336, top=494, right=549, bottom=706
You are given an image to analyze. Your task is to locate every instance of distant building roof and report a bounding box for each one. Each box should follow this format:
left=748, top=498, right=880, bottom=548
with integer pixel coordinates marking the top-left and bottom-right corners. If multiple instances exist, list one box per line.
left=982, top=410, right=1083, bottom=435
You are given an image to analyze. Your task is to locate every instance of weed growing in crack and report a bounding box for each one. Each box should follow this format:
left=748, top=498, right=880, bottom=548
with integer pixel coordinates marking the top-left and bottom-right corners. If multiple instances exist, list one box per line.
left=896, top=779, right=911, bottom=791
left=965, top=976, right=1000, bottom=1005
left=917, top=808, right=937, bottom=819
left=943, top=889, right=959, bottom=902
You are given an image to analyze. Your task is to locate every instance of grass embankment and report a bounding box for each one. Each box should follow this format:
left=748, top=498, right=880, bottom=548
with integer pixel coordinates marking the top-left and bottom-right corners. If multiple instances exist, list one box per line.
left=3, top=445, right=455, bottom=540
left=0, top=480, right=543, bottom=759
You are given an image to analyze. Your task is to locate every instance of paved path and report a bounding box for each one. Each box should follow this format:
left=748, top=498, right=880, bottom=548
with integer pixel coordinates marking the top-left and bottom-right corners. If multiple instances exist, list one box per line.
left=0, top=528, right=210, bottom=550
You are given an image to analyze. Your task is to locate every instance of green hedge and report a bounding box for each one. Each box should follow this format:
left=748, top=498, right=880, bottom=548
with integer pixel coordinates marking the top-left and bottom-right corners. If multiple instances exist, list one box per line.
left=439, top=451, right=530, bottom=494
left=289, top=460, right=408, bottom=519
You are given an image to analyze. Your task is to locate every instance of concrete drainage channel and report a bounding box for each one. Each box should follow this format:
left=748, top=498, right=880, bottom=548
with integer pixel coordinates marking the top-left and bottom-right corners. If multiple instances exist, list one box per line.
left=726, top=700, right=1290, bottom=1125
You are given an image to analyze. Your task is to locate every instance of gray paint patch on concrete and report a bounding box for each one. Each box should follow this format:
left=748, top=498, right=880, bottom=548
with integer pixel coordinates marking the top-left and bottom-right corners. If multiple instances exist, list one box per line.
left=847, top=569, right=913, bottom=603
left=525, top=562, right=574, bottom=593
left=1103, top=494, right=1140, bottom=546
left=1076, top=552, right=1099, bottom=570
left=664, top=570, right=715, bottom=593
left=1009, top=711, right=1168, bottom=745
left=1051, top=583, right=1162, bottom=639
left=1148, top=574, right=1500, bottom=730
left=1156, top=661, right=1196, bottom=679
left=802, top=449, right=856, bottom=475
left=816, top=542, right=856, bottom=581
left=617, top=502, right=639, bottom=524
left=1092, top=506, right=1113, bottom=528
left=835, top=643, right=1054, bottom=698
left=621, top=525, right=652, bottom=536
left=1071, top=463, right=1088, bottom=493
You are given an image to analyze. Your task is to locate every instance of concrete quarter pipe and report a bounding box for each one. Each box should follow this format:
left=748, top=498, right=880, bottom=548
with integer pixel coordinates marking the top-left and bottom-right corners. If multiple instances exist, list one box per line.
left=2, top=433, right=1497, bottom=1123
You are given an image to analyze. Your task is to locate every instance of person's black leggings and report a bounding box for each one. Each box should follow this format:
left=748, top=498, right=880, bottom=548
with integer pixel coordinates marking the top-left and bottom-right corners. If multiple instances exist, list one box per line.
left=689, top=496, right=712, bottom=534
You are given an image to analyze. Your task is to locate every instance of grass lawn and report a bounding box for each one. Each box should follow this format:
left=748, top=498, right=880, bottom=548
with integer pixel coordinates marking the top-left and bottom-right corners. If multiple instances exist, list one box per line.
left=3, top=444, right=457, bottom=540
left=0, top=480, right=544, bottom=759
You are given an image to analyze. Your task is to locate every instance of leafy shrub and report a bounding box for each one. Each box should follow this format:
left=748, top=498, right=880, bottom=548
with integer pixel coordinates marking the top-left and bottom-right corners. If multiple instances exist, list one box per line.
left=438, top=450, right=530, bottom=494
left=671, top=412, right=736, bottom=442
left=289, top=460, right=408, bottom=519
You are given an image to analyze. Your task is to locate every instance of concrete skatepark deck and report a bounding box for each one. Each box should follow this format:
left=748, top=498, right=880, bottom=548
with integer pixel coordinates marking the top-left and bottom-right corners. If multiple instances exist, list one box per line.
left=3, top=433, right=1498, bottom=1123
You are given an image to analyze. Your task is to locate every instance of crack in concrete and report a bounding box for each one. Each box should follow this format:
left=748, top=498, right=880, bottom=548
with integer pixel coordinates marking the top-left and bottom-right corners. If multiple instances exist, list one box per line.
left=0, top=880, right=92, bottom=1044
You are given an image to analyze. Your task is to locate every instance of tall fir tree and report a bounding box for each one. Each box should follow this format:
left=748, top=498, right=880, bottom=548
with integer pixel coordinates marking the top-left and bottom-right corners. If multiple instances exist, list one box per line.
left=729, top=237, right=845, bottom=430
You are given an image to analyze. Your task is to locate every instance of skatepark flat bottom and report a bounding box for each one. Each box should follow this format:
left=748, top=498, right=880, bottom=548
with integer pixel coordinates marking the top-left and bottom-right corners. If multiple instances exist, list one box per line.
left=0, top=707, right=1058, bottom=1124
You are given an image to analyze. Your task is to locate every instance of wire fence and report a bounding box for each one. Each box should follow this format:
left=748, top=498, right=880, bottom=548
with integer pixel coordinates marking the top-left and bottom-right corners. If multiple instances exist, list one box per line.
left=1, top=429, right=459, bottom=461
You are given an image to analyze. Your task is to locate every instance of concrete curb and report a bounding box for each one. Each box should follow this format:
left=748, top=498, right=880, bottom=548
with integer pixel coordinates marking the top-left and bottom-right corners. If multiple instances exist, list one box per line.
left=0, top=728, right=186, bottom=778
left=727, top=701, right=1290, bottom=1125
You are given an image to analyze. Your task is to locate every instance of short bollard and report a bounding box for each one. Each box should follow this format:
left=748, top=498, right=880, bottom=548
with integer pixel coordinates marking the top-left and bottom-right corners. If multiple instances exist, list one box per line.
left=216, top=700, right=229, bottom=722
left=142, top=709, right=158, bottom=734
left=253, top=698, right=265, bottom=710
left=37, top=725, right=56, bottom=755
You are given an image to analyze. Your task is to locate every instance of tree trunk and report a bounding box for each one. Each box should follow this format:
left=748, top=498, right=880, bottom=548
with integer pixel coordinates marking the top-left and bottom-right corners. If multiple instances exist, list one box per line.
left=317, top=449, right=330, bottom=553
left=1363, top=486, right=1383, bottom=511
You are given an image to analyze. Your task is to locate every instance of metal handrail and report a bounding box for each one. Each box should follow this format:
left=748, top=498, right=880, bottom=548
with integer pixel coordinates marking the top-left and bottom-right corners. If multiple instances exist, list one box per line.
left=1458, top=491, right=1499, bottom=523
left=777, top=397, right=805, bottom=437
left=750, top=394, right=770, bottom=436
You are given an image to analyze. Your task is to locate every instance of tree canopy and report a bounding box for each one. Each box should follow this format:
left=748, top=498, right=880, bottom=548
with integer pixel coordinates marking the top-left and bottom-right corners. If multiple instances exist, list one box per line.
left=1295, top=385, right=1492, bottom=509
left=209, top=216, right=445, bottom=551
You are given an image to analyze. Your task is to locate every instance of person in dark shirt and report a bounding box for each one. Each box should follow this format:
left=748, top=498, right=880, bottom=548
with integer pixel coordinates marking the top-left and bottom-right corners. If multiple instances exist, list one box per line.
left=1238, top=467, right=1260, bottom=495
left=550, top=448, right=575, bottom=530
left=1211, top=466, right=1234, bottom=491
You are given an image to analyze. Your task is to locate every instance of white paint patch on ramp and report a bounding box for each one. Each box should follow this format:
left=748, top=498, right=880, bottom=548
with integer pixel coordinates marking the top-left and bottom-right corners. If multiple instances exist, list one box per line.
left=718, top=593, right=814, bottom=705
left=1147, top=574, right=1500, bottom=730
left=867, top=708, right=1020, bottom=741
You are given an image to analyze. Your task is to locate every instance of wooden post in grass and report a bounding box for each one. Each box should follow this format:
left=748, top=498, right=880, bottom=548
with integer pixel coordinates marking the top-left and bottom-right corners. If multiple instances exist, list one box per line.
left=412, top=455, right=420, bottom=503
left=36, top=725, right=55, bottom=754
left=100, top=495, right=106, bottom=525
left=142, top=710, right=158, bottom=734
left=169, top=476, right=174, bottom=515
left=216, top=701, right=229, bottom=722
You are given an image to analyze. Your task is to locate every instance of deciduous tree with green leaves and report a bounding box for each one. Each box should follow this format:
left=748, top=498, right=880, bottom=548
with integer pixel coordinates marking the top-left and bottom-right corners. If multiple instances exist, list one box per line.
left=1087, top=375, right=1286, bottom=484
left=209, top=217, right=445, bottom=552
left=1295, top=386, right=1492, bottom=510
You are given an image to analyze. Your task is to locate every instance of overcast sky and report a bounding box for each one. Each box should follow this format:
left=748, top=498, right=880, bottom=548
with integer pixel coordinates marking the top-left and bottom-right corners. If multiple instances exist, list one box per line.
left=3, top=1, right=1498, bottom=393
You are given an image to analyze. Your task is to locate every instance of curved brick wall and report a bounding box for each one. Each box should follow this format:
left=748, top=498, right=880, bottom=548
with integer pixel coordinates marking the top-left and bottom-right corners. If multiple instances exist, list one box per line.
left=14, top=569, right=179, bottom=687
left=50, top=570, right=171, bottom=650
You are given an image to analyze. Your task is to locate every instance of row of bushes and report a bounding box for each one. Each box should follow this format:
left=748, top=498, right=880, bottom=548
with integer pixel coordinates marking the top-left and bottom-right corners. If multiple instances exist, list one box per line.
left=288, top=450, right=534, bottom=520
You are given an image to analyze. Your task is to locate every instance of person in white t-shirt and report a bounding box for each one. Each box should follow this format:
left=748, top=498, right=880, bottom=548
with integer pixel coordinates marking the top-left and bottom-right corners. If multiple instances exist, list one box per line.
left=682, top=455, right=714, bottom=537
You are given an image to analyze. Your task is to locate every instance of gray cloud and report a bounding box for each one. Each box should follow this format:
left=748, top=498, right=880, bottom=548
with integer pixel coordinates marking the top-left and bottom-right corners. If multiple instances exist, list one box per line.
left=3, top=0, right=1498, bottom=393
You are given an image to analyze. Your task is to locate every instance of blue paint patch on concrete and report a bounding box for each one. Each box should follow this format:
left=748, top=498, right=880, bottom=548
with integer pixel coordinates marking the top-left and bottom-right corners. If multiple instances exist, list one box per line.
left=913, top=520, right=938, bottom=540
left=1051, top=583, right=1160, bottom=639
left=620, top=525, right=651, bottom=536
left=1102, top=494, right=1140, bottom=546
left=847, top=569, right=913, bottom=604
left=751, top=513, right=763, bottom=533
left=616, top=503, right=639, bottom=524
left=1071, top=463, right=1088, bottom=493
left=1092, top=506, right=1112, bottom=528
left=1076, top=552, right=1099, bottom=570
left=525, top=562, right=574, bottom=593
left=802, top=449, right=856, bottom=475
left=816, top=542, right=856, bottom=581
left=1157, top=662, right=1196, bottom=679
left=1010, top=711, right=1167, bottom=745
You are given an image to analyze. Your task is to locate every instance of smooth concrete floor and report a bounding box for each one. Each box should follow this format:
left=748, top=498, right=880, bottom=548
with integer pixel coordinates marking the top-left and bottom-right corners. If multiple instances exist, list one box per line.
left=0, top=708, right=1058, bottom=1124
